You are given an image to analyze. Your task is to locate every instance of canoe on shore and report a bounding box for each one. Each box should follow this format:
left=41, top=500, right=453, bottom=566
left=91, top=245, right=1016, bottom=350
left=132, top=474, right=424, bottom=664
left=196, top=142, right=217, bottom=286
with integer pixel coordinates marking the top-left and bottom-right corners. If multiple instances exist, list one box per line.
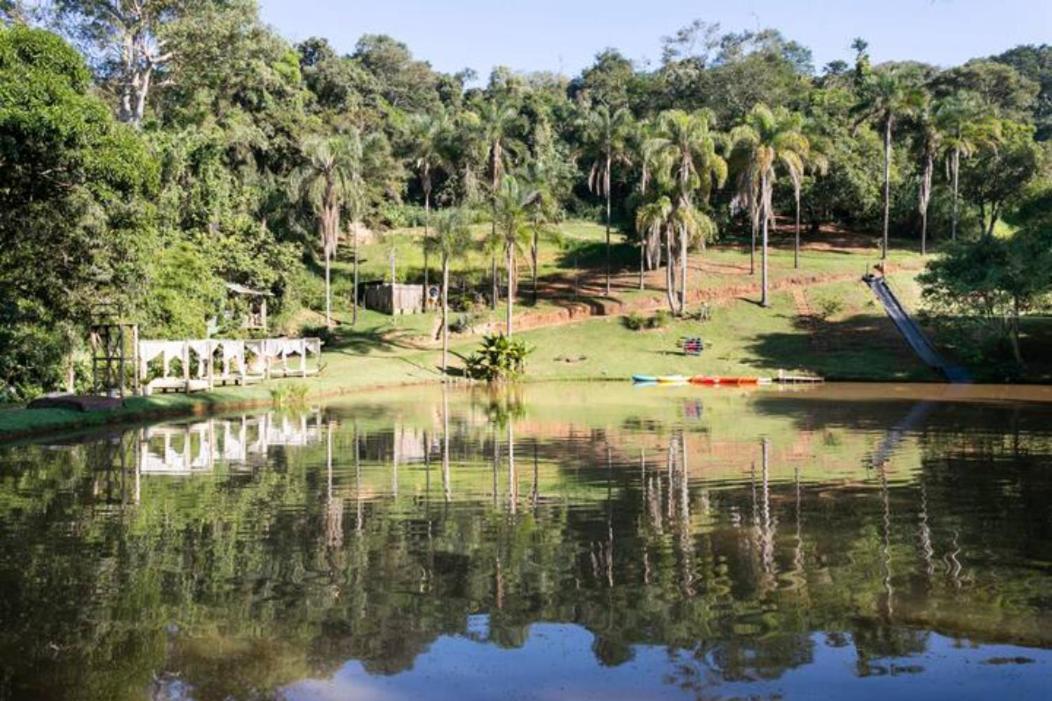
left=632, top=374, right=689, bottom=384
left=689, top=376, right=771, bottom=386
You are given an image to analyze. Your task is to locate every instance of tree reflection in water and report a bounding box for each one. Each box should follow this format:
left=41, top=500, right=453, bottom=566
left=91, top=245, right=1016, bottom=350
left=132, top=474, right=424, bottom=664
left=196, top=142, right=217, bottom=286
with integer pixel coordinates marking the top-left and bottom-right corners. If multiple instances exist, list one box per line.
left=0, top=385, right=1050, bottom=700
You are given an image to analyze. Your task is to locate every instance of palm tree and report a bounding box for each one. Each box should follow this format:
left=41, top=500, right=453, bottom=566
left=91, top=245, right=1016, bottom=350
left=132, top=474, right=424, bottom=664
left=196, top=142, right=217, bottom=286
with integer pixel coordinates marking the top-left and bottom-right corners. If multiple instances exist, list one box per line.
left=795, top=121, right=829, bottom=269
left=629, top=118, right=658, bottom=289
left=430, top=208, right=472, bottom=374
left=646, top=109, right=727, bottom=314
left=581, top=104, right=634, bottom=296
left=935, top=92, right=1002, bottom=241
left=730, top=104, right=810, bottom=307
left=292, top=134, right=359, bottom=328
left=473, top=97, right=523, bottom=309
left=405, top=110, right=452, bottom=296
left=520, top=163, right=561, bottom=305
left=635, top=196, right=675, bottom=308
left=853, top=68, right=925, bottom=260
left=493, top=177, right=533, bottom=336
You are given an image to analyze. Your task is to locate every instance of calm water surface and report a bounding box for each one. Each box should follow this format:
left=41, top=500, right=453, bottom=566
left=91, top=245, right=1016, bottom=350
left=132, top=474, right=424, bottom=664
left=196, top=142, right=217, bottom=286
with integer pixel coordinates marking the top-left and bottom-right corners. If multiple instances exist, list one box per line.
left=1, top=383, right=1051, bottom=700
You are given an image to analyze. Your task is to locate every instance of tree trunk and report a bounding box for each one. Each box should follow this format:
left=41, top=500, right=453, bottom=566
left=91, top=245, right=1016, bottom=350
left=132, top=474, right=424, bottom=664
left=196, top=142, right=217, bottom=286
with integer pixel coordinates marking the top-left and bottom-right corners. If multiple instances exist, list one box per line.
left=882, top=117, right=892, bottom=260
left=951, top=147, right=960, bottom=241
left=794, top=188, right=801, bottom=269
left=531, top=230, right=539, bottom=305
left=352, top=222, right=360, bottom=325
left=920, top=207, right=928, bottom=256
left=1010, top=296, right=1023, bottom=366
left=761, top=174, right=770, bottom=308
left=423, top=187, right=430, bottom=301
left=679, top=223, right=688, bottom=315
left=664, top=229, right=677, bottom=314
left=639, top=241, right=645, bottom=291
left=605, top=155, right=612, bottom=297
left=324, top=249, right=333, bottom=327
left=442, top=255, right=450, bottom=374
left=750, top=220, right=757, bottom=275
left=506, top=243, right=514, bottom=337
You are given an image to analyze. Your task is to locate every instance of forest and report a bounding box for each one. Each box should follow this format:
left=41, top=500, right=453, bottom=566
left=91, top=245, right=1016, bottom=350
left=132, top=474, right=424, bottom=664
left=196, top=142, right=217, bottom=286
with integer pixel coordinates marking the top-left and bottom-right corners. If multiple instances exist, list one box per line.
left=1, top=0, right=1050, bottom=398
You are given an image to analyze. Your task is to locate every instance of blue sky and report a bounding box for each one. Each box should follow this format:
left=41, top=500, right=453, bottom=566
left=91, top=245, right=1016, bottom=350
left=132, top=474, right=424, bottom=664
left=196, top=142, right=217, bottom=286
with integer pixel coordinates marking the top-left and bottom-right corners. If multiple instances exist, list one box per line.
left=259, top=0, right=1050, bottom=78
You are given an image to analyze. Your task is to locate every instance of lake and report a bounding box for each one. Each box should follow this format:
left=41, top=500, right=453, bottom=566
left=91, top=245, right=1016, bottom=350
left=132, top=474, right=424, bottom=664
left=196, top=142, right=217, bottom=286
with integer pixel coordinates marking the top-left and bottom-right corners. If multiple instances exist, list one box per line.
left=1, top=383, right=1051, bottom=700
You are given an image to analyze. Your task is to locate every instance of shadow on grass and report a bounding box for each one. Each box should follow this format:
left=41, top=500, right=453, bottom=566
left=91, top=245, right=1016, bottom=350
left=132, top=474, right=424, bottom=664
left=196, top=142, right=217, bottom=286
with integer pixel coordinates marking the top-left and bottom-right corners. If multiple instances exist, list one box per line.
left=324, top=324, right=418, bottom=356
left=740, top=313, right=935, bottom=381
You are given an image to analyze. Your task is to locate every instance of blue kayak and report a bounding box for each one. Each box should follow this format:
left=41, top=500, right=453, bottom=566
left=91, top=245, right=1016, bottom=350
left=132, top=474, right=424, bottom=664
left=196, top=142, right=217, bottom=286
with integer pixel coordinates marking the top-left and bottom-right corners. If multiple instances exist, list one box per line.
left=632, top=374, right=688, bottom=384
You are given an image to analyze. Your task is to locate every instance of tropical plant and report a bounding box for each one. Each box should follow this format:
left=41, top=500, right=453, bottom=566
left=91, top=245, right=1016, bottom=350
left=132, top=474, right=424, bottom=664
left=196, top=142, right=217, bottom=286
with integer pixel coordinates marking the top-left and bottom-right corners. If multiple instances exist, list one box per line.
left=635, top=196, right=673, bottom=293
left=465, top=333, right=531, bottom=382
left=580, top=104, right=634, bottom=295
left=730, top=104, right=811, bottom=306
left=853, top=67, right=925, bottom=259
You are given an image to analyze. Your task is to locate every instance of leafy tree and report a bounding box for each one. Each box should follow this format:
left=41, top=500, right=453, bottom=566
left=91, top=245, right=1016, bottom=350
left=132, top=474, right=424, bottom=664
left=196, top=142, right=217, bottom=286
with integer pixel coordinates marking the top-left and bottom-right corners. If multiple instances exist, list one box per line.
left=730, top=104, right=810, bottom=305
left=959, top=120, right=1042, bottom=237
left=0, top=25, right=156, bottom=396
left=992, top=44, right=1052, bottom=140
left=853, top=67, right=925, bottom=260
left=580, top=104, right=633, bottom=295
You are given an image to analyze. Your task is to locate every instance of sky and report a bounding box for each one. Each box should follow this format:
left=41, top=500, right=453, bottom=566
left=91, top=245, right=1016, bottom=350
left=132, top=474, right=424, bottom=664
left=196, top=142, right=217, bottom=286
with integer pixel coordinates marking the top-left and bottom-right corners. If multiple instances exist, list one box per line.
left=258, top=0, right=1051, bottom=79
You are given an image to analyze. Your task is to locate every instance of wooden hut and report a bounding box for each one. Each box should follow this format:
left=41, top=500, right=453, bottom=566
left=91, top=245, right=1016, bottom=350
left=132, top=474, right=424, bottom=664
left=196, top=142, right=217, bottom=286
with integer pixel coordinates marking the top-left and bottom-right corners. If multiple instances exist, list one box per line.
left=224, top=282, right=272, bottom=332
left=362, top=282, right=424, bottom=315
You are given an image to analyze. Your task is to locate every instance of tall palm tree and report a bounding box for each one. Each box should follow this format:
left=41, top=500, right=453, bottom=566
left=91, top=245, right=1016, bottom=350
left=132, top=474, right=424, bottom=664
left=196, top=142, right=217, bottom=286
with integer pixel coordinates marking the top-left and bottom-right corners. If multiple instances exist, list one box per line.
left=430, top=208, right=472, bottom=374
left=405, top=110, right=452, bottom=296
left=493, top=176, right=532, bottom=336
left=291, top=134, right=359, bottom=327
left=853, top=68, right=925, bottom=260
left=935, top=92, right=1002, bottom=241
left=730, top=104, right=810, bottom=307
left=646, top=109, right=727, bottom=314
left=629, top=118, right=658, bottom=289
left=794, top=120, right=828, bottom=269
left=581, top=104, right=634, bottom=296
left=473, top=97, right=523, bottom=309
left=520, top=162, right=561, bottom=305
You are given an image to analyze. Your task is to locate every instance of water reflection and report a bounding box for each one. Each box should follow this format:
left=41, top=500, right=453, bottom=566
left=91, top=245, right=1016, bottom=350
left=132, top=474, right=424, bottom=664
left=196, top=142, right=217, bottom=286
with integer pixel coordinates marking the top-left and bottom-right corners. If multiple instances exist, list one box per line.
left=0, top=384, right=1050, bottom=700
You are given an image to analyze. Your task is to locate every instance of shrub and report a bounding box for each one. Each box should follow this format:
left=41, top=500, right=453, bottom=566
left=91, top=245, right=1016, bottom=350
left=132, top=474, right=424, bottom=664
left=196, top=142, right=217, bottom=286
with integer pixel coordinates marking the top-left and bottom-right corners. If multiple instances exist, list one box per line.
left=449, top=312, right=480, bottom=335
left=648, top=310, right=670, bottom=329
left=816, top=298, right=844, bottom=321
left=623, top=312, right=647, bottom=331
left=623, top=310, right=670, bottom=331
left=465, top=334, right=531, bottom=382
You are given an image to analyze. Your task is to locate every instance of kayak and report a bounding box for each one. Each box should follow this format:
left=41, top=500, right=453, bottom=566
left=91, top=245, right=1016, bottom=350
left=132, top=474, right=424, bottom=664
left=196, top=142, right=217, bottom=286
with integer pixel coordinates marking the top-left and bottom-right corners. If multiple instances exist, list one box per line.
left=632, top=374, right=688, bottom=384
left=689, top=376, right=771, bottom=386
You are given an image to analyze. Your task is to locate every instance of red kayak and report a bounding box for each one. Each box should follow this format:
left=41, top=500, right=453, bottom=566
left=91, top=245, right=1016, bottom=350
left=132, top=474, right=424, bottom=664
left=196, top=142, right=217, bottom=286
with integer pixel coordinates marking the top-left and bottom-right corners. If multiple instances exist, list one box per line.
left=689, top=376, right=766, bottom=386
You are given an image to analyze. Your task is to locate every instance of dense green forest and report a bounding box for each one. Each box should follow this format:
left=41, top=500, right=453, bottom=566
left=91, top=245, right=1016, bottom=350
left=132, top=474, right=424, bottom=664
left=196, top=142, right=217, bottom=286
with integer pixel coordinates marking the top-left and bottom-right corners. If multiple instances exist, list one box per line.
left=0, top=1, right=1050, bottom=398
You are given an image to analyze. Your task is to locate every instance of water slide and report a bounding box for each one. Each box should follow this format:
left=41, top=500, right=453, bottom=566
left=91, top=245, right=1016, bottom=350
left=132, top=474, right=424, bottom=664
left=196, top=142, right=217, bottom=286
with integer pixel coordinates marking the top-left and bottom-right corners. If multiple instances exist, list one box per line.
left=866, top=276, right=971, bottom=383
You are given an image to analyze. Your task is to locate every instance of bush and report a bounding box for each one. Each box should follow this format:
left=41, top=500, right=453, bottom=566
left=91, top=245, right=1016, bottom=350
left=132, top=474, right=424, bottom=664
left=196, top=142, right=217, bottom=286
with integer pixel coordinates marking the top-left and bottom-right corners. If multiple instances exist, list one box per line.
left=449, top=312, right=481, bottom=335
left=465, top=334, right=531, bottom=382
left=816, top=298, right=844, bottom=321
left=623, top=312, right=647, bottom=330
left=624, top=310, right=670, bottom=331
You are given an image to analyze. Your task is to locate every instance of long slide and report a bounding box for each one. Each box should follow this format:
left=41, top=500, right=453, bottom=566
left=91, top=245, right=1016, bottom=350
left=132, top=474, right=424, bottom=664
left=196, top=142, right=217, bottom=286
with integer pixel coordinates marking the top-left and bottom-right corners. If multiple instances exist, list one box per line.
left=866, top=276, right=971, bottom=383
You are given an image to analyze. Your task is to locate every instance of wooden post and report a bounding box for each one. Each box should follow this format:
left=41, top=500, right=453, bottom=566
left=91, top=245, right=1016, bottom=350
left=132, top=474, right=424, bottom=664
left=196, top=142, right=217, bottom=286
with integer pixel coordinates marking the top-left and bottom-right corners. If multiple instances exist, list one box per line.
left=261, top=298, right=268, bottom=334
left=239, top=342, right=247, bottom=386
left=208, top=341, right=215, bottom=390
left=182, top=342, right=190, bottom=395
left=300, top=338, right=307, bottom=378
left=132, top=325, right=140, bottom=396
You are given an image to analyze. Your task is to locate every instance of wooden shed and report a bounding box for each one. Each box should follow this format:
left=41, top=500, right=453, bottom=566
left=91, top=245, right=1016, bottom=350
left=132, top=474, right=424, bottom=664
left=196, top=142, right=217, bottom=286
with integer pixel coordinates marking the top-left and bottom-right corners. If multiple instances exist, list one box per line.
left=362, top=282, right=424, bottom=315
